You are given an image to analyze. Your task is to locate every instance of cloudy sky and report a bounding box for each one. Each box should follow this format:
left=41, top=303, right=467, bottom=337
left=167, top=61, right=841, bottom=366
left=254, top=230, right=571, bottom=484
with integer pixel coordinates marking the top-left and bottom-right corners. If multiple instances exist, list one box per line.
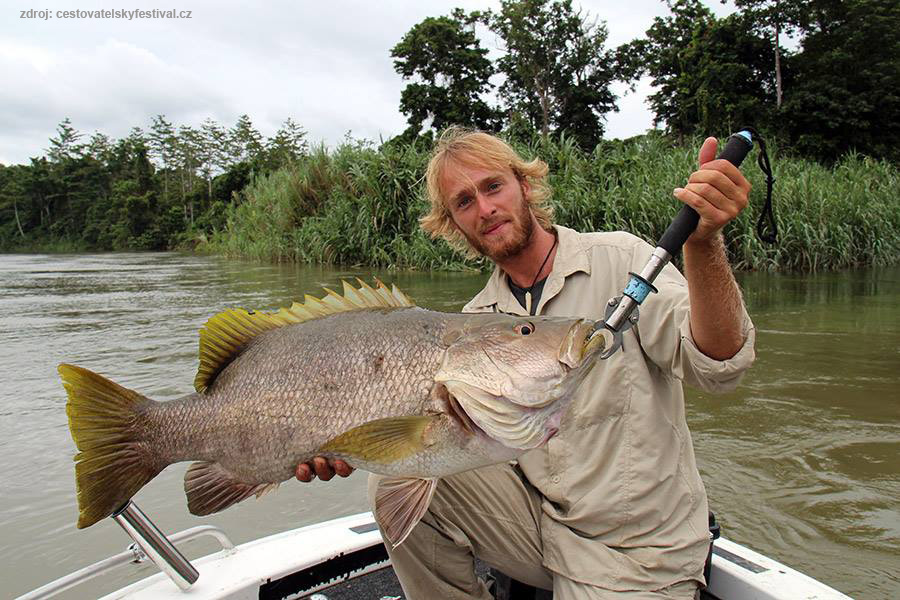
left=2, top=0, right=736, bottom=166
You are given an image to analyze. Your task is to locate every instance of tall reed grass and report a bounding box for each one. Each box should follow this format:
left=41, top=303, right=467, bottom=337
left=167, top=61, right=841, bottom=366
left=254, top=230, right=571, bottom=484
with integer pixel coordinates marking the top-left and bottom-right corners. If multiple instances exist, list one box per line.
left=210, top=133, right=899, bottom=272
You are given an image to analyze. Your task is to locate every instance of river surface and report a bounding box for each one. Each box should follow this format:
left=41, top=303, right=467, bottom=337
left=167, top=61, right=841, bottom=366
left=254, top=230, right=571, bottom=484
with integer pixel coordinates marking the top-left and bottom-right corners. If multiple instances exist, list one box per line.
left=0, top=253, right=897, bottom=599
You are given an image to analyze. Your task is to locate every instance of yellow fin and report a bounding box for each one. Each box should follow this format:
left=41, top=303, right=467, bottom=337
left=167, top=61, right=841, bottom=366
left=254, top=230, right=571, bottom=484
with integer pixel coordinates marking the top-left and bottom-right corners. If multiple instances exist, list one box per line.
left=59, top=364, right=161, bottom=528
left=319, top=416, right=436, bottom=463
left=194, top=279, right=416, bottom=393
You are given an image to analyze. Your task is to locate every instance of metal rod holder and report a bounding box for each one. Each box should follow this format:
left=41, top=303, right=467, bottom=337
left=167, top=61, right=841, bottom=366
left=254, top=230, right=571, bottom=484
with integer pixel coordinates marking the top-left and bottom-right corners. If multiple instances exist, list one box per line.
left=16, top=524, right=232, bottom=600
left=112, top=501, right=199, bottom=591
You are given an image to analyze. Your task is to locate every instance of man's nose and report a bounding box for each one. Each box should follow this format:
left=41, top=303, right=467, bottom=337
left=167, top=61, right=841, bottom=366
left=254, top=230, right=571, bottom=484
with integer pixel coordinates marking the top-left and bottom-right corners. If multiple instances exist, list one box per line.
left=475, top=194, right=496, bottom=218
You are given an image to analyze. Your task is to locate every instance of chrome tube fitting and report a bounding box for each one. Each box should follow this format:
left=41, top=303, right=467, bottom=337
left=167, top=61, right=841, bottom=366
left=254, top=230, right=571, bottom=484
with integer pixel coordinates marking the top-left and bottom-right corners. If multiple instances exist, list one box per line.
left=112, top=501, right=199, bottom=590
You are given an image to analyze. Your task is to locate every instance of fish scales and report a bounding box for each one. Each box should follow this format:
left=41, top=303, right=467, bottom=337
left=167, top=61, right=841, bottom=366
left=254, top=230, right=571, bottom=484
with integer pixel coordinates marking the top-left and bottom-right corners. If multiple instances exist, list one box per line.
left=59, top=280, right=606, bottom=542
left=147, top=308, right=453, bottom=483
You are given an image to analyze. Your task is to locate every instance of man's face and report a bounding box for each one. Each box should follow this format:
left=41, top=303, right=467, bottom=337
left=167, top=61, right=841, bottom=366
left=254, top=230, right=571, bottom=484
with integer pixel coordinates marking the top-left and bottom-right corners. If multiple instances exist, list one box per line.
left=441, top=161, right=535, bottom=261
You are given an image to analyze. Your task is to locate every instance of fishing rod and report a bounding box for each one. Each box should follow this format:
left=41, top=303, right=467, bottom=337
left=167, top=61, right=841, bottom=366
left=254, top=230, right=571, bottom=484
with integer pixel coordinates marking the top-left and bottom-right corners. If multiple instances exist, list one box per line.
left=592, top=128, right=776, bottom=359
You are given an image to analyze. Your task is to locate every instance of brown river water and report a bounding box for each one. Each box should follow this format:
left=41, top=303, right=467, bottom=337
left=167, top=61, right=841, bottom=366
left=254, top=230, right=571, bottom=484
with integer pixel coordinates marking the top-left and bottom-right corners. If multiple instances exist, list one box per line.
left=0, top=253, right=897, bottom=599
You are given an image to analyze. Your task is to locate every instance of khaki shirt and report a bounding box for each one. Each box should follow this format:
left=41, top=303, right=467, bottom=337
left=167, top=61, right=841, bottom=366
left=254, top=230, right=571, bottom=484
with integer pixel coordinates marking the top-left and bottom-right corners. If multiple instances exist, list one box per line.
left=462, top=225, right=756, bottom=591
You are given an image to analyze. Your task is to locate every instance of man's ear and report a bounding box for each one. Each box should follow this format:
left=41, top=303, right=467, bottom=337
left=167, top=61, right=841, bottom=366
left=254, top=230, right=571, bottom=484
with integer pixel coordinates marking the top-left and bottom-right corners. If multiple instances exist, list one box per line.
left=519, top=177, right=531, bottom=199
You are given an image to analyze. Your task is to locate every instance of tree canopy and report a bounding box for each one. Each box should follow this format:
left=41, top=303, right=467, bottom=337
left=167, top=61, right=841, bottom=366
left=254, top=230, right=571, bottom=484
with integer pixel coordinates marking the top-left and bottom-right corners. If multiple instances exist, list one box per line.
left=391, top=10, right=499, bottom=139
left=2, top=0, right=898, bottom=255
left=393, top=0, right=620, bottom=150
left=0, top=116, right=308, bottom=251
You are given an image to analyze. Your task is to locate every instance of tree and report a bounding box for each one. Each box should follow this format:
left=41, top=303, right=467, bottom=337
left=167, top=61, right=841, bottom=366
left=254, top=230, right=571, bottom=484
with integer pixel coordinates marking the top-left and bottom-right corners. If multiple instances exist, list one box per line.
left=0, top=165, right=27, bottom=239
left=490, top=0, right=618, bottom=149
left=177, top=125, right=203, bottom=225
left=149, top=115, right=176, bottom=203
left=47, top=118, right=84, bottom=162
left=782, top=0, right=900, bottom=161
left=391, top=10, right=499, bottom=137
left=265, top=117, right=309, bottom=168
left=622, top=0, right=776, bottom=138
left=729, top=0, right=811, bottom=109
left=85, top=132, right=114, bottom=163
left=201, top=117, right=230, bottom=178
left=229, top=114, right=264, bottom=163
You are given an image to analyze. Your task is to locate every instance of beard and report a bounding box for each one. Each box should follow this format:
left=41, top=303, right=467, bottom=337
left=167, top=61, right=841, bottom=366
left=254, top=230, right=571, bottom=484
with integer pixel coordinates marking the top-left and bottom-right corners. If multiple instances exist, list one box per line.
left=462, top=194, right=535, bottom=262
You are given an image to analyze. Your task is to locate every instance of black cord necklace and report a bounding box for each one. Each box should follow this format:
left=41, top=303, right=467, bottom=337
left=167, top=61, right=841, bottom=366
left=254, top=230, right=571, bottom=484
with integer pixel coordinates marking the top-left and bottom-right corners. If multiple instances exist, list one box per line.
left=524, top=233, right=558, bottom=315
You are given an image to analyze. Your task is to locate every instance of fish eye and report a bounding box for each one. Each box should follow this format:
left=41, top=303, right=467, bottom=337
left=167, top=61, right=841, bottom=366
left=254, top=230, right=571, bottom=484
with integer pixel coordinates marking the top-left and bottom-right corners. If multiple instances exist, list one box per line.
left=514, top=322, right=535, bottom=335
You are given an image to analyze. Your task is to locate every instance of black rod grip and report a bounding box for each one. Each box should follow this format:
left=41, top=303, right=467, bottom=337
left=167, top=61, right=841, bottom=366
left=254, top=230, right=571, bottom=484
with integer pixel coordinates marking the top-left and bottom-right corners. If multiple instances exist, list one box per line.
left=657, top=132, right=754, bottom=256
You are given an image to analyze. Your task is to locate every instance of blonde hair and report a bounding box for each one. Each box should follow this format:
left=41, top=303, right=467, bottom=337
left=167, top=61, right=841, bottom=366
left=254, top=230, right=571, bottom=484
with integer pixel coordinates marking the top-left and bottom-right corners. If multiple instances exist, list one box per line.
left=420, top=126, right=554, bottom=257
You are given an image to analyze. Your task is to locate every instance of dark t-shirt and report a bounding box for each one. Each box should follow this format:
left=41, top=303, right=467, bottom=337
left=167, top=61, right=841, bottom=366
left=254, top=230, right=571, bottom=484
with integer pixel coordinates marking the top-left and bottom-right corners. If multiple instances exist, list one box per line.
left=508, top=276, right=548, bottom=316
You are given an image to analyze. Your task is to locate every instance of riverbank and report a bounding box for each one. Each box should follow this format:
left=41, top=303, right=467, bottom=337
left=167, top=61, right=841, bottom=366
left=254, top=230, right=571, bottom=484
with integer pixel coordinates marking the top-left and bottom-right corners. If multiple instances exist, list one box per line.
left=5, top=133, right=898, bottom=271
left=208, top=134, right=900, bottom=271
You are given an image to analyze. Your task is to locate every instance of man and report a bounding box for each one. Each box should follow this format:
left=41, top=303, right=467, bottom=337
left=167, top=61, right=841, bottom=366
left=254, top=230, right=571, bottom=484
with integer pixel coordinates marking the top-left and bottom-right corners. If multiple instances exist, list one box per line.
left=297, top=127, right=756, bottom=599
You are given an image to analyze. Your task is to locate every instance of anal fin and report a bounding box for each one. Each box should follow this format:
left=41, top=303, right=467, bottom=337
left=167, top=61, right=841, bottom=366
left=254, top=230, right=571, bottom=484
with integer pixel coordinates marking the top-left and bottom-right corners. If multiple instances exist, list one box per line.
left=374, top=476, right=438, bottom=548
left=184, top=461, right=279, bottom=516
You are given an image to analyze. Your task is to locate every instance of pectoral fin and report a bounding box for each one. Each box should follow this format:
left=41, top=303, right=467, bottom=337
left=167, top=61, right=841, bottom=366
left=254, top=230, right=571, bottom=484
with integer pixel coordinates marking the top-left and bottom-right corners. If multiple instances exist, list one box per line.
left=319, top=416, right=436, bottom=464
left=374, top=476, right=438, bottom=547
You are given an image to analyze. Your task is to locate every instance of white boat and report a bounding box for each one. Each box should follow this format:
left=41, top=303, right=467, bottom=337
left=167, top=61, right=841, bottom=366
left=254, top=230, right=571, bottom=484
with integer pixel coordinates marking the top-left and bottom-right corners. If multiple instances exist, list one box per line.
left=17, top=503, right=853, bottom=600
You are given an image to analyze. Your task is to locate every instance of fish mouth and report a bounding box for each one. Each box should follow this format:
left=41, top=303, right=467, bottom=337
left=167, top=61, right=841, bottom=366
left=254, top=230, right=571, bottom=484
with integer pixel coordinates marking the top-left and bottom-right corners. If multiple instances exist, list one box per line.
left=582, top=323, right=609, bottom=360
left=560, top=319, right=607, bottom=368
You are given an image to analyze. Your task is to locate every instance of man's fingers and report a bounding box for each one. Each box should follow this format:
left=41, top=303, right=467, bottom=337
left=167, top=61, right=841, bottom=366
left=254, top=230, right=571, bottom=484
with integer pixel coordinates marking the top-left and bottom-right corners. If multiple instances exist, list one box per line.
left=295, top=458, right=354, bottom=482
left=698, top=136, right=718, bottom=167
left=295, top=463, right=314, bottom=482
left=680, top=183, right=736, bottom=219
left=673, top=186, right=731, bottom=241
left=313, top=457, right=335, bottom=481
left=685, top=171, right=748, bottom=215
left=674, top=186, right=728, bottom=219
left=333, top=460, right=354, bottom=477
left=693, top=159, right=751, bottom=192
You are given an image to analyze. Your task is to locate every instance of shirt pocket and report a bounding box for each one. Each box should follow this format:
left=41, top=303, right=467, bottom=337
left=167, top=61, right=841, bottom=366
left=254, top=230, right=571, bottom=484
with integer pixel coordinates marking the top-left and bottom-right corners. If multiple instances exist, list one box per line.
left=569, top=341, right=632, bottom=429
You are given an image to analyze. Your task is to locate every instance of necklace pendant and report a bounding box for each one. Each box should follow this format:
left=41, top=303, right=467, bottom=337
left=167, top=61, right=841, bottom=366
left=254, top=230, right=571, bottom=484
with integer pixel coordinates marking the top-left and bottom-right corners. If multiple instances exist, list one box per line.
left=525, top=291, right=532, bottom=314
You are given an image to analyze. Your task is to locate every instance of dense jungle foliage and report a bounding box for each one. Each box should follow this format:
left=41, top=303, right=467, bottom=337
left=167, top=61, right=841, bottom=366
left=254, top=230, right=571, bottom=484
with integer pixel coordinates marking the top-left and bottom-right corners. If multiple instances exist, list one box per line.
left=2, top=0, right=897, bottom=271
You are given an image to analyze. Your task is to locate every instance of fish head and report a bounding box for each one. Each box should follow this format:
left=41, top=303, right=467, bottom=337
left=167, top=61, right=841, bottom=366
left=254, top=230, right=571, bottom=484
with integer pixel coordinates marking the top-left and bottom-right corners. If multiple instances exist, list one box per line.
left=435, top=314, right=606, bottom=449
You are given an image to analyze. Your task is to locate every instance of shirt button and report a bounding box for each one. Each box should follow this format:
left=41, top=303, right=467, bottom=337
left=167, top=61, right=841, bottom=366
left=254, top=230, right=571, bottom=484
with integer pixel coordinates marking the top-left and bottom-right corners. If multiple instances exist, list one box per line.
left=551, top=475, right=560, bottom=484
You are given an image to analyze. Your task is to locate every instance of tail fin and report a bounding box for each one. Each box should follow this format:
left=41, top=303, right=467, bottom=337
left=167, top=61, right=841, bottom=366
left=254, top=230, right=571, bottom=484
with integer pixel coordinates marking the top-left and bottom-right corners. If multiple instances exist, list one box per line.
left=59, top=364, right=161, bottom=528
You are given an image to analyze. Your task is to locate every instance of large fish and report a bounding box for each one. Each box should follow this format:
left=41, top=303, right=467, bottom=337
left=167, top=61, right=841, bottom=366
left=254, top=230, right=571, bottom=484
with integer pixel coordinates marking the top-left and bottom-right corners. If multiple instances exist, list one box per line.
left=61, top=280, right=605, bottom=545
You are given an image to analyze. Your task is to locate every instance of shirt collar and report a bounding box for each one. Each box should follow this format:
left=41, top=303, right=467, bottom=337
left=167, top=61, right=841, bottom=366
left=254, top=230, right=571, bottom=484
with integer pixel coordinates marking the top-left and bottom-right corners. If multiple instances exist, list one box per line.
left=467, top=225, right=591, bottom=313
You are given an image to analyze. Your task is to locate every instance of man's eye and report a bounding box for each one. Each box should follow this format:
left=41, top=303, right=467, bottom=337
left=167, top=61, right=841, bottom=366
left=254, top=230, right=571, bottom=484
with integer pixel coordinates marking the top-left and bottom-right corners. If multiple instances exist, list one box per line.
left=458, top=196, right=472, bottom=208
left=488, top=182, right=501, bottom=192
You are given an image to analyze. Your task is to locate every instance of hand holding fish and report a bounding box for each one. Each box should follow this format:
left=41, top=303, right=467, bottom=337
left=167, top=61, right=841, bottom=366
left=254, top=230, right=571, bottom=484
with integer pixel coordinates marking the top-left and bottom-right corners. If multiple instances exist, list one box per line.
left=295, top=457, right=354, bottom=482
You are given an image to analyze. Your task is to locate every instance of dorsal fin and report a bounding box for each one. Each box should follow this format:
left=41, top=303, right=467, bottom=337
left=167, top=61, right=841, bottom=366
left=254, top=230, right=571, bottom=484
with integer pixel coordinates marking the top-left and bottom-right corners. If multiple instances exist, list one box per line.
left=194, top=279, right=415, bottom=393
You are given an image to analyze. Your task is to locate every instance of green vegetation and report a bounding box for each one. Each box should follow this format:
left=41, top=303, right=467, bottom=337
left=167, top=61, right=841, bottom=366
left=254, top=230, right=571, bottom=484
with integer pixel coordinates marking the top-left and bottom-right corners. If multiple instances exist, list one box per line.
left=393, top=0, right=619, bottom=148
left=209, top=132, right=900, bottom=272
left=0, top=115, right=306, bottom=252
left=1, top=0, right=898, bottom=271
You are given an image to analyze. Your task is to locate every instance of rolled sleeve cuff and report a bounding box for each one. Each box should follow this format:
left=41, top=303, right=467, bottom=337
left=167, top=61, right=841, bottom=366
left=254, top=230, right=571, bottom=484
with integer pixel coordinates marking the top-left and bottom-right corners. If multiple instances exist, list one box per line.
left=676, top=313, right=756, bottom=392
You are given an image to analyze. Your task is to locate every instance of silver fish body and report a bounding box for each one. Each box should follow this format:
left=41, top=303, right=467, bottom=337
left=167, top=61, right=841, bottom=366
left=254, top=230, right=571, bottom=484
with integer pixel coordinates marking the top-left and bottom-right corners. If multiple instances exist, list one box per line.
left=61, top=282, right=604, bottom=544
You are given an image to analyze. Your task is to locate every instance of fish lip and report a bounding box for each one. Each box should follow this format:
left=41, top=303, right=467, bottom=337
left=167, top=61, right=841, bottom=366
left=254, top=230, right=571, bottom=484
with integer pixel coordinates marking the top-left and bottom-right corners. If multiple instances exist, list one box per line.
left=581, top=323, right=609, bottom=361
left=560, top=319, right=603, bottom=368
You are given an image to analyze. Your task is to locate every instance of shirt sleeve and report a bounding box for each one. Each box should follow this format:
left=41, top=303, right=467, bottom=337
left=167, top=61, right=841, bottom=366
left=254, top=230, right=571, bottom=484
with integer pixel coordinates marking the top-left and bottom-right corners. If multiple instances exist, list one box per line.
left=626, top=235, right=756, bottom=393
